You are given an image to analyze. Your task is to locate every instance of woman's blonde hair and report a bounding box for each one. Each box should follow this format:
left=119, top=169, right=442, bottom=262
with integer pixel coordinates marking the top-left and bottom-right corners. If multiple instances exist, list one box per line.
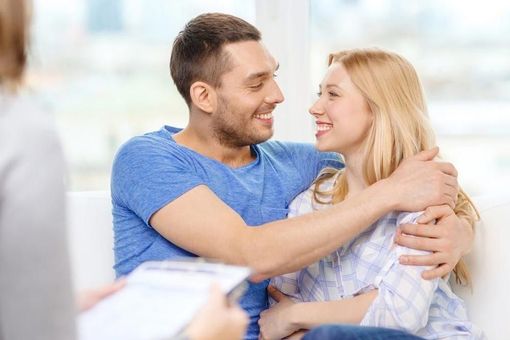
left=314, top=48, right=478, bottom=285
left=0, top=0, right=29, bottom=90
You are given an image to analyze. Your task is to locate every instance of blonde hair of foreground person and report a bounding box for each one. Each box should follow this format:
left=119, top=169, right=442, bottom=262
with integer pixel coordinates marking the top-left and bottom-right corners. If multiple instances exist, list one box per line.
left=313, top=48, right=479, bottom=285
left=0, top=0, right=29, bottom=90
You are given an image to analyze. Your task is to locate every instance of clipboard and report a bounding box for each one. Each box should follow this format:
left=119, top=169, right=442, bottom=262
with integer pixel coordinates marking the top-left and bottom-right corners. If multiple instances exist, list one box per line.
left=78, top=259, right=251, bottom=340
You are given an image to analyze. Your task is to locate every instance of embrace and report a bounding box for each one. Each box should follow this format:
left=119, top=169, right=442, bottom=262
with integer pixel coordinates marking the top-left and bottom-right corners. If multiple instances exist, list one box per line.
left=111, top=13, right=483, bottom=340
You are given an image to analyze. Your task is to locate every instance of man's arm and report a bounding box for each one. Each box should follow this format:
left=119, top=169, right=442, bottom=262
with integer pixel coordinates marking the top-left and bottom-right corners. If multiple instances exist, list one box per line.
left=151, top=181, right=388, bottom=282
left=150, top=148, right=458, bottom=281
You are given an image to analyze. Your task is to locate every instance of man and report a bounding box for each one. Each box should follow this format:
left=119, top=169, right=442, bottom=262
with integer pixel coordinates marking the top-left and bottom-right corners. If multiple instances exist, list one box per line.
left=111, top=13, right=473, bottom=339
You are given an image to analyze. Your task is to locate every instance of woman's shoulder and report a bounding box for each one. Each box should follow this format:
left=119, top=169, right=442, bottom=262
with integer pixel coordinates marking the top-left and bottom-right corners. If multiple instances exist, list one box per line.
left=315, top=168, right=340, bottom=188
left=0, top=92, right=60, bottom=156
left=289, top=170, right=341, bottom=216
left=395, top=211, right=424, bottom=225
left=312, top=169, right=341, bottom=203
left=0, top=93, right=65, bottom=193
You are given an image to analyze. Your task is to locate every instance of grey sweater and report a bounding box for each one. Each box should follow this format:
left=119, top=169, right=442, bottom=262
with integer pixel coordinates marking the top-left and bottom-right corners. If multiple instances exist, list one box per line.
left=0, top=92, right=76, bottom=340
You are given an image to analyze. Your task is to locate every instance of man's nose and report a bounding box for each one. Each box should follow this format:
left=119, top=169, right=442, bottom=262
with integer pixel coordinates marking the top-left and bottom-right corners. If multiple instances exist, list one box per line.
left=265, top=79, right=285, bottom=104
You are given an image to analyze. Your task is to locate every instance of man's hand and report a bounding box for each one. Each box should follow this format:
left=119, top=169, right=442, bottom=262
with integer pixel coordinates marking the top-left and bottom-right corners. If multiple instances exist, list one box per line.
left=384, top=147, right=459, bottom=212
left=395, top=205, right=474, bottom=280
left=259, top=286, right=298, bottom=340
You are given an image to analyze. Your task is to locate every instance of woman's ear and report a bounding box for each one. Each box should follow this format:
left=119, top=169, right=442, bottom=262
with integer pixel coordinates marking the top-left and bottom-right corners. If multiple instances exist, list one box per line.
left=189, top=81, right=217, bottom=113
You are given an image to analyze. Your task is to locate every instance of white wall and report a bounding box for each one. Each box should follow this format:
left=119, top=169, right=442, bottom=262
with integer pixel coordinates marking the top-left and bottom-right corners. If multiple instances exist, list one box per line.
left=256, top=0, right=314, bottom=143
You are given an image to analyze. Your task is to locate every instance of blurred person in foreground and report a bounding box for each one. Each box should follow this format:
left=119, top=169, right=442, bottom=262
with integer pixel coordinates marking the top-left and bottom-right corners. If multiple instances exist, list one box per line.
left=0, top=1, right=247, bottom=339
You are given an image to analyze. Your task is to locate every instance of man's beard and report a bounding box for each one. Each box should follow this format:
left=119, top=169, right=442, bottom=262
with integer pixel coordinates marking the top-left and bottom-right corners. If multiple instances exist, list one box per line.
left=211, top=97, right=272, bottom=148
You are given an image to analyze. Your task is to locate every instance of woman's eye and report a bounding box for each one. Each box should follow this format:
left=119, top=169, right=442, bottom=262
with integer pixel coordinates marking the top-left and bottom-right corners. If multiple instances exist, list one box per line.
left=328, top=91, right=339, bottom=97
left=316, top=92, right=322, bottom=97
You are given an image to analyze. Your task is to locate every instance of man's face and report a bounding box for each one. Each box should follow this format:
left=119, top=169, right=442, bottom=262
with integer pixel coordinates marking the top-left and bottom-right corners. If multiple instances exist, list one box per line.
left=211, top=41, right=284, bottom=148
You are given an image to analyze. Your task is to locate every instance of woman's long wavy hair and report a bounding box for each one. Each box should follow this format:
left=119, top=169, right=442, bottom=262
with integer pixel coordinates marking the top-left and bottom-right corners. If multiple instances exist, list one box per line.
left=313, top=48, right=478, bottom=285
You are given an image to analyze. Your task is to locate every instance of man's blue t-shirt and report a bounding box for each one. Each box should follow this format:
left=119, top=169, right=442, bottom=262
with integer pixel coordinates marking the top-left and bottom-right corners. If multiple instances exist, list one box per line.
left=111, top=126, right=341, bottom=339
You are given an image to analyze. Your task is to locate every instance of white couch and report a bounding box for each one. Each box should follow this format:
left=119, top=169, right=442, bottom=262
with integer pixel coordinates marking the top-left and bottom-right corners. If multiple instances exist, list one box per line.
left=67, top=191, right=510, bottom=339
left=67, top=191, right=115, bottom=291
left=451, top=194, right=510, bottom=339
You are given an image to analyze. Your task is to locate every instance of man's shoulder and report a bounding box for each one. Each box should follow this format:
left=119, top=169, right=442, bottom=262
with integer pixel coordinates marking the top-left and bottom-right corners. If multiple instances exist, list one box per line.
left=257, top=140, right=321, bottom=160
left=257, top=140, right=342, bottom=170
left=115, top=127, right=184, bottom=159
left=258, top=140, right=314, bottom=153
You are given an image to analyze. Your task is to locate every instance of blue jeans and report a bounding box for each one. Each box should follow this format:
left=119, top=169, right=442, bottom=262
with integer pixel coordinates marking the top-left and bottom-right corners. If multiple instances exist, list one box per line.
left=303, top=325, right=424, bottom=340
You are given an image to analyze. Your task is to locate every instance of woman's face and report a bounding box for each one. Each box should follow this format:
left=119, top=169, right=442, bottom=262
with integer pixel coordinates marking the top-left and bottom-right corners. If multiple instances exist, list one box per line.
left=309, top=62, right=373, bottom=156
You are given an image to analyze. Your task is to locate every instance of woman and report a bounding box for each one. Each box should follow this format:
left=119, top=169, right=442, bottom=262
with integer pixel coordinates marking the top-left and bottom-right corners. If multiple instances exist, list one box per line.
left=0, top=1, right=247, bottom=339
left=1, top=0, right=77, bottom=337
left=259, top=49, right=483, bottom=339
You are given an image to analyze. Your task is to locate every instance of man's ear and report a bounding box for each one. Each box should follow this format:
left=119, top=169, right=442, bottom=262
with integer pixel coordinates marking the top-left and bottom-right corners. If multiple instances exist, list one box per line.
left=189, top=81, right=217, bottom=113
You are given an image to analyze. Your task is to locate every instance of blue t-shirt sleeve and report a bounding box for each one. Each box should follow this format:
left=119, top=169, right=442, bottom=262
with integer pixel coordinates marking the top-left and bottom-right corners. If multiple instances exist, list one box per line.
left=283, top=142, right=343, bottom=185
left=111, top=136, right=205, bottom=225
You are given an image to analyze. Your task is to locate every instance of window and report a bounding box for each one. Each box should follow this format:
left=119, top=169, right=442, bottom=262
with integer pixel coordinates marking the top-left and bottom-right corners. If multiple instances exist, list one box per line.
left=29, top=0, right=255, bottom=190
left=310, top=0, right=510, bottom=195
left=28, top=0, right=509, bottom=196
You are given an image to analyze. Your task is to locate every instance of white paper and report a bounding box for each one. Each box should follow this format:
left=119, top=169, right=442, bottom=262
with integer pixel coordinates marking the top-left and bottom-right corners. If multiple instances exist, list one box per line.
left=78, top=260, right=251, bottom=340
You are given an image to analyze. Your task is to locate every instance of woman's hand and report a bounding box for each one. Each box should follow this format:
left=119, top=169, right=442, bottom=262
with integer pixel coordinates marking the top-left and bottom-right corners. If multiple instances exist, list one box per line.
left=283, top=330, right=307, bottom=340
left=395, top=205, right=474, bottom=279
left=77, top=279, right=127, bottom=312
left=259, top=286, right=298, bottom=340
left=185, top=283, right=248, bottom=340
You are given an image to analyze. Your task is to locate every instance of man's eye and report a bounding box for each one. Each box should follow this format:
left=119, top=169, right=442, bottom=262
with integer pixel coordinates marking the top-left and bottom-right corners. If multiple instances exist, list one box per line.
left=250, top=83, right=263, bottom=89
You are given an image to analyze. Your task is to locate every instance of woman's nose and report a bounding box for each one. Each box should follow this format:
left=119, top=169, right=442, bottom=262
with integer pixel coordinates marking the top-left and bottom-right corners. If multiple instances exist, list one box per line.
left=309, top=99, right=324, bottom=117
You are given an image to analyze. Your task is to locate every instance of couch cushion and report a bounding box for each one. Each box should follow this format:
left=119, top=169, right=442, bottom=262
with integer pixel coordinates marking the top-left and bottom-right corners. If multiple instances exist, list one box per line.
left=67, top=191, right=115, bottom=291
left=452, top=194, right=510, bottom=340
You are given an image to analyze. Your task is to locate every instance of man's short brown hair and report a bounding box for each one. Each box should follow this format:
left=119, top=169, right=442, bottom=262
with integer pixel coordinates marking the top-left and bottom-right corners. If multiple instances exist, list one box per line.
left=0, top=0, right=28, bottom=89
left=170, top=13, right=261, bottom=107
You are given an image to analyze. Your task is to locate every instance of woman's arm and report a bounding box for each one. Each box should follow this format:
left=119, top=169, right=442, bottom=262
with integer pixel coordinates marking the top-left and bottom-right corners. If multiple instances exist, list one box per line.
left=359, top=212, right=439, bottom=332
left=260, top=212, right=440, bottom=339
left=262, top=246, right=438, bottom=338
left=258, top=286, right=377, bottom=339
left=289, top=290, right=378, bottom=328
